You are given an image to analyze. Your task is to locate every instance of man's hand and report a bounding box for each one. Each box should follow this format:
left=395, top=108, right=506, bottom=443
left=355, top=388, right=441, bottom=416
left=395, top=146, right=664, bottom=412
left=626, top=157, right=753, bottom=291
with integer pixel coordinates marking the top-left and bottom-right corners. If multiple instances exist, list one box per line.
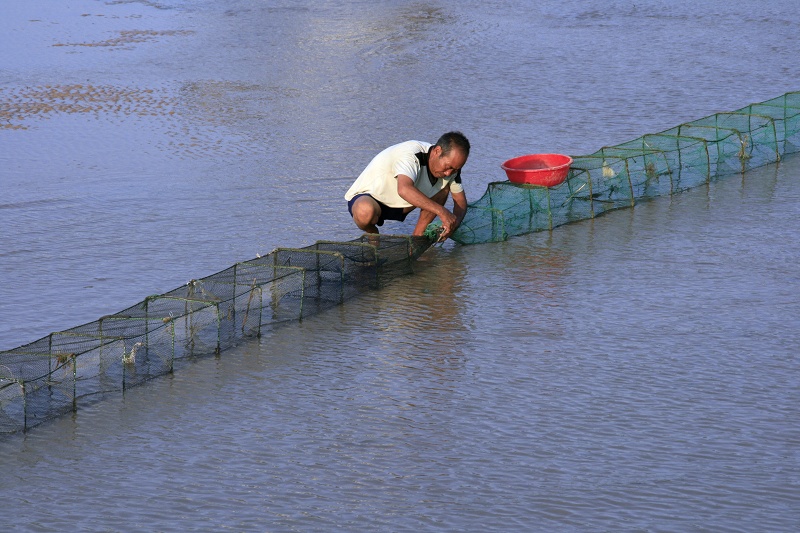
left=439, top=190, right=468, bottom=241
left=438, top=210, right=458, bottom=240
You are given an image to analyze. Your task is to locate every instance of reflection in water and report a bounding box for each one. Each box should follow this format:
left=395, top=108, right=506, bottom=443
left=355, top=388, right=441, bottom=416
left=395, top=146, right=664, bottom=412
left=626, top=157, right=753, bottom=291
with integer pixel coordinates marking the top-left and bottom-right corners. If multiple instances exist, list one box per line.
left=502, top=240, right=573, bottom=302
left=361, top=251, right=469, bottom=375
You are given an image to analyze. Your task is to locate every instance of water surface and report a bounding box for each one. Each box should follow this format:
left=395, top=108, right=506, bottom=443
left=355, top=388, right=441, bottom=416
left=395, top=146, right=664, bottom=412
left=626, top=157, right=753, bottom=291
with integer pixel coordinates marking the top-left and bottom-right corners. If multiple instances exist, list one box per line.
left=1, top=0, right=799, bottom=530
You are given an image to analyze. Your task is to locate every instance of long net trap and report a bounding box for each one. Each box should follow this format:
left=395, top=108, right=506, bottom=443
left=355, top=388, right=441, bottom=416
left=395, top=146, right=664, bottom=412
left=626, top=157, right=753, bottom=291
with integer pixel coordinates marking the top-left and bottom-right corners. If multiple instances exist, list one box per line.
left=0, top=236, right=432, bottom=434
left=2, top=91, right=799, bottom=435
left=449, top=91, right=800, bottom=244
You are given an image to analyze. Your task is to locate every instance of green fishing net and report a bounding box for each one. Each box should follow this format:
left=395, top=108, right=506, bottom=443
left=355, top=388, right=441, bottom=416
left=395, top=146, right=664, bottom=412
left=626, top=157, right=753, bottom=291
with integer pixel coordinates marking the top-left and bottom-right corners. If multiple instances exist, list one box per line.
left=2, top=91, right=798, bottom=434
left=444, top=92, right=800, bottom=244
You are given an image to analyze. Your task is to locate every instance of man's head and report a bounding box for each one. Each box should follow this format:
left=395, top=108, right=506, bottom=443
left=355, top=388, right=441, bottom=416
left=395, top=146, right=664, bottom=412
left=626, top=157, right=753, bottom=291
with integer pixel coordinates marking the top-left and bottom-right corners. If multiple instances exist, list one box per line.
left=429, top=131, right=470, bottom=179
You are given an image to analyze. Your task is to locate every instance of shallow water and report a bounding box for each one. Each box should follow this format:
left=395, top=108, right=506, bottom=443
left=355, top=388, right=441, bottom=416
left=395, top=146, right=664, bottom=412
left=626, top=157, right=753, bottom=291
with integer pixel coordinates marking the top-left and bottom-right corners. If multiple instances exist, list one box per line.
left=1, top=0, right=800, bottom=530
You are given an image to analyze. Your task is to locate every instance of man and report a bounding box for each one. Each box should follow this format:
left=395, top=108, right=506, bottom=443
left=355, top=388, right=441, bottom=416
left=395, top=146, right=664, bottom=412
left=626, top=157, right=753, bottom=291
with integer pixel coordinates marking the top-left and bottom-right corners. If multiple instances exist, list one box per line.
left=345, top=131, right=469, bottom=242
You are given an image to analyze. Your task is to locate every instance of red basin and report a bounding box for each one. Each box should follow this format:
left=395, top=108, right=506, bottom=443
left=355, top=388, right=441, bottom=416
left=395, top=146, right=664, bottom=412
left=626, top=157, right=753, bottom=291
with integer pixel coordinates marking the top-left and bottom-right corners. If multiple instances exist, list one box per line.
left=501, top=153, right=572, bottom=187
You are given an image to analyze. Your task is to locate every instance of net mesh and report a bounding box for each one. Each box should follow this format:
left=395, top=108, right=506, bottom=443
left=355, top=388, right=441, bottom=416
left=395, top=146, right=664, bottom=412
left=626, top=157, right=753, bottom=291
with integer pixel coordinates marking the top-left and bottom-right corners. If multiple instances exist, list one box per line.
left=2, top=91, right=798, bottom=434
left=0, top=235, right=431, bottom=434
left=447, top=91, right=800, bottom=244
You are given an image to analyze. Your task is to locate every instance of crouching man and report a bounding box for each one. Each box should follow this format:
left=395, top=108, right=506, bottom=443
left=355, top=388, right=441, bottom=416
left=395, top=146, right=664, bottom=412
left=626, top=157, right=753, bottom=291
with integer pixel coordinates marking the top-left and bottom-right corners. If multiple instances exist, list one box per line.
left=345, top=131, right=469, bottom=241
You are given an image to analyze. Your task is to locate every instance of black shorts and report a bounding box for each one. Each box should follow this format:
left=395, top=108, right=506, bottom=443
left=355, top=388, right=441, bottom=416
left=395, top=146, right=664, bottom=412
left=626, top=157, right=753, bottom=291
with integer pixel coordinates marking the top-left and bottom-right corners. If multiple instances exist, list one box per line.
left=347, top=193, right=408, bottom=226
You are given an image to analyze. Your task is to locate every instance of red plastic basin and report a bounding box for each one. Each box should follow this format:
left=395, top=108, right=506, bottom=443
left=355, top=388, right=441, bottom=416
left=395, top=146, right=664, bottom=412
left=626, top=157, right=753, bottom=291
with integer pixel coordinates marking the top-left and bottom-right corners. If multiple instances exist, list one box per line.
left=501, top=153, right=573, bottom=187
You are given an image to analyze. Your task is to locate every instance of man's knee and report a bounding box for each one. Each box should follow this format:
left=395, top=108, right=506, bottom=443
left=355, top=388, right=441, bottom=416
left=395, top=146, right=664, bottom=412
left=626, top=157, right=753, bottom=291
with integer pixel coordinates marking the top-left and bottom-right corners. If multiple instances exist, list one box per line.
left=351, top=196, right=380, bottom=227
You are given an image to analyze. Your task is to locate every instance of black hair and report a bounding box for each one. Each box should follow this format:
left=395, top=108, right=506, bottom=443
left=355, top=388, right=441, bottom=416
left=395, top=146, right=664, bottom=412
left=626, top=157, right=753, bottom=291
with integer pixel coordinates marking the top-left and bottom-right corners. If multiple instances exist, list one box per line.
left=435, top=131, right=470, bottom=158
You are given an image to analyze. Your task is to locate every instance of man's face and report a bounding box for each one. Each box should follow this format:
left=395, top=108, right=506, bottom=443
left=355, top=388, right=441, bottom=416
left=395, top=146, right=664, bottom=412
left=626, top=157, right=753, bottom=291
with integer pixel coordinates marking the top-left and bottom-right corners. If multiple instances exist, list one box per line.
left=429, top=145, right=467, bottom=180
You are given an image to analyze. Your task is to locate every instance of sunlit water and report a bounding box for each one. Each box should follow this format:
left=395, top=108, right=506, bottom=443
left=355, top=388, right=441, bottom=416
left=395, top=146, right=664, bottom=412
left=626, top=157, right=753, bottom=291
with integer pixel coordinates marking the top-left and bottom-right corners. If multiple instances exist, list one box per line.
left=1, top=0, right=799, bottom=530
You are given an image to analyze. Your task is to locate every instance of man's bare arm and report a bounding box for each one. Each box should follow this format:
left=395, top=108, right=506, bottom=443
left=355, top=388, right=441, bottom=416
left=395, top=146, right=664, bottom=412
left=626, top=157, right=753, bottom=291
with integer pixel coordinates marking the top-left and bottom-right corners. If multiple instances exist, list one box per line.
left=396, top=175, right=457, bottom=231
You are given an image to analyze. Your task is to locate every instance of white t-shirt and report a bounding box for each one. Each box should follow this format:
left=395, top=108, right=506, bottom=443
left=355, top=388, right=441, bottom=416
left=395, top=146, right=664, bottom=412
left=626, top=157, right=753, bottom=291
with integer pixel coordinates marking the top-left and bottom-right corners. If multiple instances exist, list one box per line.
left=344, top=140, right=464, bottom=208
